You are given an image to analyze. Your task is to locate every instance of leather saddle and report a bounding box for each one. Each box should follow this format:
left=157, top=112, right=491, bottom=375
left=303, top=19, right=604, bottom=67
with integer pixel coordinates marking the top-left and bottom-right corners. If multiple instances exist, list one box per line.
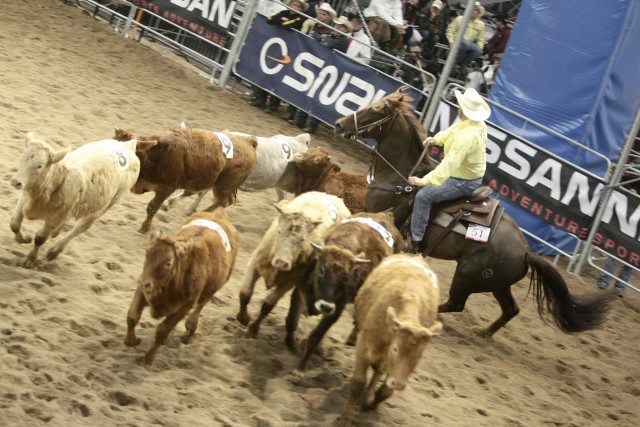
left=425, top=186, right=504, bottom=255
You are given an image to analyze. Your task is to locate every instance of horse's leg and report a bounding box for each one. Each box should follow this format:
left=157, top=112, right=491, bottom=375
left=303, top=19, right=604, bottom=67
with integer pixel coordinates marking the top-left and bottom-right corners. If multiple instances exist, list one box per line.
left=475, top=288, right=520, bottom=338
left=438, top=275, right=472, bottom=313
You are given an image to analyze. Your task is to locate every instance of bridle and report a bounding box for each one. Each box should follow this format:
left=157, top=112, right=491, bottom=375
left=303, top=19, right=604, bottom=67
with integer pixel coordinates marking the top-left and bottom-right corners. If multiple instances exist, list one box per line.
left=347, top=103, right=430, bottom=186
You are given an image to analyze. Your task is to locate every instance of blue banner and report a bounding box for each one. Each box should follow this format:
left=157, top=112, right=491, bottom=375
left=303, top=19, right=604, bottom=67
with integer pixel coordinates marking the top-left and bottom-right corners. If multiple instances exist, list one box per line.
left=236, top=15, right=420, bottom=125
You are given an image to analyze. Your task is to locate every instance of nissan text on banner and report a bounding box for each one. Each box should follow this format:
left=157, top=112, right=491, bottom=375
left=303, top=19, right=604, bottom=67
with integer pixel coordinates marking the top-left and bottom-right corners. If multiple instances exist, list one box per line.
left=430, top=99, right=639, bottom=267
left=236, top=14, right=421, bottom=125
left=131, top=0, right=237, bottom=44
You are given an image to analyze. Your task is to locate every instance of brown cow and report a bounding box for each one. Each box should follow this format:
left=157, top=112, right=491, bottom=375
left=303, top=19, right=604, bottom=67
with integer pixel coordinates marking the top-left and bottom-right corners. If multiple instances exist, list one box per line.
left=291, top=147, right=368, bottom=213
left=337, top=254, right=442, bottom=426
left=124, top=207, right=239, bottom=365
left=114, top=127, right=257, bottom=233
left=298, top=211, right=402, bottom=370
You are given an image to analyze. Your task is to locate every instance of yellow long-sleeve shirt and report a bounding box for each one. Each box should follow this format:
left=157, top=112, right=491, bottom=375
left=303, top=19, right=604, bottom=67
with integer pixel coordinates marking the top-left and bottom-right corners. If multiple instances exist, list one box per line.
left=446, top=16, right=485, bottom=49
left=419, top=119, right=487, bottom=186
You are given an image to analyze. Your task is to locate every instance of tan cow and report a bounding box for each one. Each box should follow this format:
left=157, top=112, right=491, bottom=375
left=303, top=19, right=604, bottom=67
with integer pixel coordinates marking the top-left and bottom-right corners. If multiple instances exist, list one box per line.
left=337, top=254, right=443, bottom=426
left=9, top=132, right=140, bottom=268
left=124, top=207, right=239, bottom=365
left=291, top=146, right=368, bottom=213
left=114, top=127, right=257, bottom=233
left=298, top=211, right=403, bottom=370
left=236, top=191, right=351, bottom=350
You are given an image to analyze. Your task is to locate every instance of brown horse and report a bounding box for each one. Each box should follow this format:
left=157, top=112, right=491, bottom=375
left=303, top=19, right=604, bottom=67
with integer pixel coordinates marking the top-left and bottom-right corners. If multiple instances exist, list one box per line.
left=333, top=87, right=614, bottom=337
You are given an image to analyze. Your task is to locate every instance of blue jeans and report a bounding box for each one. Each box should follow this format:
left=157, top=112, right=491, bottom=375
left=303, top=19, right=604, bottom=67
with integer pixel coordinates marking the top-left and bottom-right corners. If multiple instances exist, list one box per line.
left=456, top=39, right=483, bottom=65
left=598, top=257, right=633, bottom=291
left=410, top=177, right=482, bottom=241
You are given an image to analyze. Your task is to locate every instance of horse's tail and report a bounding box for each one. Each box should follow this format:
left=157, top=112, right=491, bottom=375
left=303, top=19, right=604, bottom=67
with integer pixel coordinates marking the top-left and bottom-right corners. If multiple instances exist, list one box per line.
left=526, top=252, right=615, bottom=333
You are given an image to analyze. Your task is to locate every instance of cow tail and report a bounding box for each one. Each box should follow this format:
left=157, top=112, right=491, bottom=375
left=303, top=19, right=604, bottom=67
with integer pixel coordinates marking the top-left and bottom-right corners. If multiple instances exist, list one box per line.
left=526, top=252, right=615, bottom=333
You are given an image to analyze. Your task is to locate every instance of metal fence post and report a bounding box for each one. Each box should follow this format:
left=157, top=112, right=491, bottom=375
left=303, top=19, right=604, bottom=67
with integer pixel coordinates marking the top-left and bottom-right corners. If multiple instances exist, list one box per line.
left=217, top=1, right=258, bottom=87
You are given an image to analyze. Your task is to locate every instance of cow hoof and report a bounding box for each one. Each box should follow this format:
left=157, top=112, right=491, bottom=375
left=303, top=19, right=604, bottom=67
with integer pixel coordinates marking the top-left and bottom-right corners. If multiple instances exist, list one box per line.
left=180, top=332, right=194, bottom=345
left=124, top=336, right=141, bottom=347
left=45, top=248, right=62, bottom=261
left=138, top=225, right=150, bottom=234
left=245, top=325, right=259, bottom=339
left=14, top=234, right=32, bottom=244
left=472, top=326, right=493, bottom=338
left=22, top=254, right=37, bottom=269
left=285, top=337, right=297, bottom=352
left=236, top=312, right=250, bottom=326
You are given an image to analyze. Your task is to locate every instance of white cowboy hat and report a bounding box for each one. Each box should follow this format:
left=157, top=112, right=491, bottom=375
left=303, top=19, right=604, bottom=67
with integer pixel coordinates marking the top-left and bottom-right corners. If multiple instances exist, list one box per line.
left=333, top=16, right=353, bottom=32
left=432, top=0, right=444, bottom=10
left=454, top=88, right=491, bottom=121
left=286, top=0, right=309, bottom=11
left=315, top=3, right=337, bottom=19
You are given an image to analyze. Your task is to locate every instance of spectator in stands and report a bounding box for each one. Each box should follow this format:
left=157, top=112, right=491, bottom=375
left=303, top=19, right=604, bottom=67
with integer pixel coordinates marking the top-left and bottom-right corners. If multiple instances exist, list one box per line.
left=346, top=13, right=373, bottom=65
left=395, top=41, right=430, bottom=92
left=363, top=0, right=405, bottom=54
left=402, top=0, right=428, bottom=46
left=320, top=15, right=353, bottom=52
left=417, top=0, right=443, bottom=58
left=301, top=2, right=336, bottom=34
left=250, top=0, right=308, bottom=113
left=394, top=41, right=433, bottom=110
left=446, top=1, right=485, bottom=67
left=483, top=16, right=511, bottom=60
left=598, top=257, right=632, bottom=297
left=284, top=2, right=336, bottom=123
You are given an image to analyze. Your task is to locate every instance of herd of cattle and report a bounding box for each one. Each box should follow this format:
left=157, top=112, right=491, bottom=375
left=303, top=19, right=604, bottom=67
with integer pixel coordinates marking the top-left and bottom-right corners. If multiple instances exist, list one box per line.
left=8, top=126, right=440, bottom=425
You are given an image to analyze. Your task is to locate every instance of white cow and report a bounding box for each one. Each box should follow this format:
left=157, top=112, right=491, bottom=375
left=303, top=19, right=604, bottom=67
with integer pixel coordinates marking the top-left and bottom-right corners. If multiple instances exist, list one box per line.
left=162, top=125, right=310, bottom=213
left=9, top=132, right=140, bottom=267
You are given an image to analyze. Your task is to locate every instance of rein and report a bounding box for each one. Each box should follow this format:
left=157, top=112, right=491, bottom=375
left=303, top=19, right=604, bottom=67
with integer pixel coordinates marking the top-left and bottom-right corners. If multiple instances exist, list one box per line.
left=349, top=108, right=410, bottom=185
left=349, top=107, right=430, bottom=186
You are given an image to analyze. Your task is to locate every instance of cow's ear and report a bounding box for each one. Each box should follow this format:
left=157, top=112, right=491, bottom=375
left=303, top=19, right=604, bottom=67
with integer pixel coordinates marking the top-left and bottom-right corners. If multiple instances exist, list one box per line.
left=25, top=132, right=37, bottom=146
left=136, top=139, right=158, bottom=152
left=386, top=306, right=400, bottom=330
left=114, top=127, right=134, bottom=140
left=50, top=147, right=72, bottom=164
left=174, top=240, right=193, bottom=257
left=150, top=229, right=165, bottom=241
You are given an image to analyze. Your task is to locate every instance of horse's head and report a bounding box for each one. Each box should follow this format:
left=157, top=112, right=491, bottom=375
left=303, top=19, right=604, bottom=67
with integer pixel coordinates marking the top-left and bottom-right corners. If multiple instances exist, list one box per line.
left=334, top=86, right=415, bottom=140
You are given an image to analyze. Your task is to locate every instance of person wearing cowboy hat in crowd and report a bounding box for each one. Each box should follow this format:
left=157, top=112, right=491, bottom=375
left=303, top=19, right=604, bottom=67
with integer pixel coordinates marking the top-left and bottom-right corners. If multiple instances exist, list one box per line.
left=250, top=0, right=309, bottom=113
left=446, top=1, right=486, bottom=69
left=284, top=2, right=336, bottom=132
left=319, top=15, right=353, bottom=52
left=406, top=88, right=491, bottom=254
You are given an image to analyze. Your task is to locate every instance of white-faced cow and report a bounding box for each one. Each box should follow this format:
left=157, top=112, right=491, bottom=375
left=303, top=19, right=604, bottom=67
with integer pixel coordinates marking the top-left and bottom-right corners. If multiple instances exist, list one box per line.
left=337, top=254, right=442, bottom=426
left=298, top=211, right=402, bottom=370
left=114, top=127, right=257, bottom=233
left=9, top=132, right=140, bottom=268
left=236, top=191, right=351, bottom=350
left=163, top=129, right=311, bottom=213
left=124, top=207, right=239, bottom=365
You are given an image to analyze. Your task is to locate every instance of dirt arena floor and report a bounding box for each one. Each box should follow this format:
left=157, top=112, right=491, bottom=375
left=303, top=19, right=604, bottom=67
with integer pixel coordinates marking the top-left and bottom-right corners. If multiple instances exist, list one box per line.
left=0, top=1, right=638, bottom=426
